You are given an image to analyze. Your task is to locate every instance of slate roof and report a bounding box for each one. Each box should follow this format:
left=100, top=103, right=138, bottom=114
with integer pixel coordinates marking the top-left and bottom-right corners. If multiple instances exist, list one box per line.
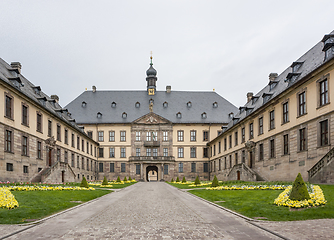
left=65, top=90, right=238, bottom=124
left=0, top=58, right=91, bottom=138
left=211, top=30, right=334, bottom=141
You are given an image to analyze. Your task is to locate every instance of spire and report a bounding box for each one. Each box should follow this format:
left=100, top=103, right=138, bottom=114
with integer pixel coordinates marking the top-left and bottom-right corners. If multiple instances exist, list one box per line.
left=146, top=53, right=157, bottom=95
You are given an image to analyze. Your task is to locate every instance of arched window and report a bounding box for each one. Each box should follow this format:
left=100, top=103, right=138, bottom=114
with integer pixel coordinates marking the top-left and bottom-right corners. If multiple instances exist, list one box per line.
left=122, top=112, right=127, bottom=119
left=97, top=112, right=102, bottom=118
left=111, top=102, right=116, bottom=108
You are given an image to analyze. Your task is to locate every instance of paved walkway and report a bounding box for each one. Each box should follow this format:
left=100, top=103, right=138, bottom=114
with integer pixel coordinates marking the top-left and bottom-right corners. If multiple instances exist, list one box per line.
left=1, top=182, right=333, bottom=239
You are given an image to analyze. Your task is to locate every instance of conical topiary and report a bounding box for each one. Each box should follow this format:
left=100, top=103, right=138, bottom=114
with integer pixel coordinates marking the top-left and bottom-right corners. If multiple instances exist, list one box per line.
left=182, top=176, right=186, bottom=183
left=102, top=176, right=108, bottom=185
left=211, top=175, right=219, bottom=187
left=289, top=173, right=310, bottom=201
left=176, top=177, right=180, bottom=182
left=123, top=176, right=127, bottom=181
left=129, top=176, right=132, bottom=181
left=116, top=176, right=121, bottom=182
left=80, top=176, right=89, bottom=188
left=194, top=176, right=201, bottom=185
left=171, top=178, right=174, bottom=182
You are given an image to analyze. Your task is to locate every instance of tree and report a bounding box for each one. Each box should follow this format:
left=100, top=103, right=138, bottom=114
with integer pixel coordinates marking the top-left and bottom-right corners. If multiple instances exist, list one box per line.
left=124, top=176, right=128, bottom=181
left=129, top=176, right=132, bottom=181
left=289, top=173, right=310, bottom=201
left=182, top=177, right=186, bottom=183
left=171, top=178, right=174, bottom=182
left=176, top=177, right=180, bottom=182
left=194, top=176, right=201, bottom=185
left=102, top=176, right=108, bottom=185
left=211, top=175, right=219, bottom=187
left=116, top=176, right=121, bottom=182
left=80, top=176, right=89, bottom=188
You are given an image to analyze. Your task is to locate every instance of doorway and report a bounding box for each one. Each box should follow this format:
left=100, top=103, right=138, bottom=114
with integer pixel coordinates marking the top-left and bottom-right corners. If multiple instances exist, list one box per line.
left=48, top=148, right=52, bottom=166
left=249, top=151, right=253, bottom=168
left=62, top=171, right=65, bottom=183
left=146, top=166, right=158, bottom=182
left=237, top=170, right=240, bottom=180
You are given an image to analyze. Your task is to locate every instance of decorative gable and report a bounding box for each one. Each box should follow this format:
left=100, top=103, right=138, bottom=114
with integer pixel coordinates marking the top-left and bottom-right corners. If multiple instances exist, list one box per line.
left=133, top=112, right=171, bottom=125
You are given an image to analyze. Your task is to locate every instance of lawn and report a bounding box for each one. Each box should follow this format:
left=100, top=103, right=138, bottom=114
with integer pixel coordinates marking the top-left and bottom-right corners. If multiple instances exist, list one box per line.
left=0, top=189, right=111, bottom=224
left=189, top=185, right=334, bottom=221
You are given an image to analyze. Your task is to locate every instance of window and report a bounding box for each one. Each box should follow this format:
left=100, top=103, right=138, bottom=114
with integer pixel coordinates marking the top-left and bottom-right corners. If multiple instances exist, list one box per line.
left=163, top=102, right=168, bottom=108
left=203, top=147, right=208, bottom=157
left=178, top=162, right=183, bottom=172
left=229, top=135, right=232, bottom=148
left=224, top=157, right=227, bottom=169
left=146, top=148, right=151, bottom=156
left=320, top=120, right=329, bottom=146
left=241, top=127, right=245, bottom=143
left=87, top=159, right=89, bottom=171
left=190, top=130, right=196, bottom=141
left=152, top=148, right=158, bottom=157
left=98, top=131, right=104, bottom=142
left=191, top=163, right=196, bottom=172
left=37, top=141, right=42, bottom=159
left=5, top=94, right=13, bottom=119
left=65, top=129, right=68, bottom=144
left=270, top=139, right=275, bottom=158
left=298, top=92, right=306, bottom=116
left=146, top=131, right=151, bottom=141
left=136, top=164, right=141, bottom=175
left=135, top=132, right=141, bottom=141
left=133, top=148, right=139, bottom=156
left=163, top=131, right=168, bottom=141
left=120, top=148, right=126, bottom=158
left=219, top=159, right=221, bottom=171
left=22, top=136, right=28, bottom=156
left=120, top=131, right=126, bottom=142
left=6, top=163, right=13, bottom=171
left=71, top=154, right=75, bottom=167
left=98, top=147, right=104, bottom=158
left=77, top=136, right=80, bottom=149
left=178, top=147, right=184, bottom=158
left=177, top=130, right=184, bottom=141
left=71, top=133, right=75, bottom=147
left=121, top=163, right=126, bottom=172
left=282, top=102, right=289, bottom=124
left=235, top=153, right=238, bottom=164
left=258, top=117, right=263, bottom=135
left=203, top=163, right=208, bottom=172
left=176, top=112, right=182, bottom=119
left=77, top=156, right=80, bottom=169
left=87, top=142, right=89, bottom=154
left=164, top=165, right=168, bottom=175
left=48, top=120, right=52, bottom=137
left=110, top=163, right=115, bottom=172
left=135, top=102, right=140, bottom=108
left=163, top=148, right=168, bottom=157
left=259, top=144, right=264, bottom=161
left=99, top=163, right=103, bottom=172
left=109, top=131, right=115, bottom=142
left=37, top=113, right=43, bottom=133
left=229, top=155, right=232, bottom=168
left=22, top=104, right=28, bottom=126
left=213, top=145, right=216, bottom=156
left=269, top=110, right=275, bottom=130
left=56, top=124, right=61, bottom=141
left=234, top=131, right=238, bottom=146
left=242, top=150, right=245, bottom=163
left=249, top=123, right=254, bottom=139
left=109, top=148, right=115, bottom=158
left=87, top=131, right=93, bottom=138
left=57, top=148, right=61, bottom=161
left=5, top=130, right=12, bottom=152
left=187, top=101, right=192, bottom=108
left=218, top=141, right=221, bottom=153
left=122, top=112, right=127, bottom=119
left=64, top=151, right=68, bottom=163
left=224, top=138, right=227, bottom=151
left=283, top=134, right=289, bottom=155
left=203, top=131, right=209, bottom=141
left=82, top=139, right=84, bottom=152
left=299, top=128, right=306, bottom=151
left=190, top=147, right=196, bottom=158
left=319, top=79, right=328, bottom=106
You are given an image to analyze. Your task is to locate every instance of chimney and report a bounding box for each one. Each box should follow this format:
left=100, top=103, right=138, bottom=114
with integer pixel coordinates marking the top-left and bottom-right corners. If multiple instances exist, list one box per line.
left=10, top=62, right=22, bottom=74
left=247, top=92, right=253, bottom=103
left=269, top=73, right=278, bottom=82
left=166, top=85, right=171, bottom=93
left=92, top=86, right=96, bottom=93
left=51, top=95, right=59, bottom=103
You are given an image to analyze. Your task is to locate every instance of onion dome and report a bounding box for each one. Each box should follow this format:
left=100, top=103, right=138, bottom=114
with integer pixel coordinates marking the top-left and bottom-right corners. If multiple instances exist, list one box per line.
left=146, top=56, right=157, bottom=77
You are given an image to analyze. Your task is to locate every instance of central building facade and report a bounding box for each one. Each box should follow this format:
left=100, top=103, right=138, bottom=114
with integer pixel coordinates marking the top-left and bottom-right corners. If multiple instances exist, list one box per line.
left=66, top=57, right=237, bottom=181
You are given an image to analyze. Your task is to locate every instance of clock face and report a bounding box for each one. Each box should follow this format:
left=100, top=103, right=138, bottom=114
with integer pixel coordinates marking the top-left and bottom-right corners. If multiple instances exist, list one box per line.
left=148, top=89, right=155, bottom=95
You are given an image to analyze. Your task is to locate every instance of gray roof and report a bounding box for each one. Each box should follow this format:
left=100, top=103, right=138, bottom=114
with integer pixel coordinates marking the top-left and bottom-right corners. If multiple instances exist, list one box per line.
left=65, top=90, right=238, bottom=124
left=0, top=58, right=92, bottom=139
left=218, top=30, right=334, bottom=136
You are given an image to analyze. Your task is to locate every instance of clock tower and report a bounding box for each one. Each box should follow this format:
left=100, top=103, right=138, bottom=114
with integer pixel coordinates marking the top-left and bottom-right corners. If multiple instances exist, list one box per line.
left=146, top=55, right=157, bottom=95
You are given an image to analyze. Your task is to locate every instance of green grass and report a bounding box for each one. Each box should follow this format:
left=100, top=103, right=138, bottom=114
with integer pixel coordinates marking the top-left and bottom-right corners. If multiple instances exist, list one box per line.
left=0, top=189, right=111, bottom=224
left=189, top=185, right=334, bottom=221
left=167, top=182, right=211, bottom=189
left=67, top=181, right=137, bottom=189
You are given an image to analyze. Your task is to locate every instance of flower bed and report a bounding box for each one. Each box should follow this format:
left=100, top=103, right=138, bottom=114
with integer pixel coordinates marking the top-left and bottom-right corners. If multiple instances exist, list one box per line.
left=274, top=185, right=327, bottom=208
left=0, top=187, right=19, bottom=209
left=206, top=185, right=288, bottom=190
left=6, top=186, right=95, bottom=191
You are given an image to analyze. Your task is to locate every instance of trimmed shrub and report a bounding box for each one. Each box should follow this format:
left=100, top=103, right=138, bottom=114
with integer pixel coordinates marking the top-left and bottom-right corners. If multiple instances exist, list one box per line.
left=171, top=178, right=174, bottom=182
left=116, top=176, right=121, bottom=182
left=211, top=175, right=219, bottom=187
left=129, top=176, right=132, bottom=181
left=102, top=176, right=108, bottom=185
left=182, top=177, right=186, bottom=183
left=80, top=176, right=89, bottom=188
left=194, top=176, right=201, bottom=185
left=176, top=177, right=180, bottom=182
left=289, top=173, right=310, bottom=201
left=123, top=176, right=127, bottom=181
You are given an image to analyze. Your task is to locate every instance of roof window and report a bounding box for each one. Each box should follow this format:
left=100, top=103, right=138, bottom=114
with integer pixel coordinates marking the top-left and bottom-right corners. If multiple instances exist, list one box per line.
left=239, top=107, right=245, bottom=114
left=187, top=101, right=192, bottom=108
left=37, top=96, right=47, bottom=106
left=251, top=96, right=259, bottom=105
left=291, top=62, right=303, bottom=73
left=111, top=102, right=116, bottom=108
left=97, top=112, right=102, bottom=118
left=82, top=101, right=87, bottom=107
left=135, top=102, right=140, bottom=108
left=262, top=93, right=273, bottom=104
left=285, top=72, right=300, bottom=85
left=176, top=112, right=182, bottom=119
left=149, top=99, right=154, bottom=104
left=213, top=102, right=218, bottom=108
left=163, top=101, right=168, bottom=108
left=245, top=107, right=253, bottom=115
left=122, top=112, right=127, bottom=119
left=201, top=112, right=207, bottom=119
left=228, top=112, right=234, bottom=119
left=269, top=81, right=278, bottom=91
left=322, top=34, right=334, bottom=60
left=32, top=86, right=41, bottom=95
left=232, top=117, right=239, bottom=125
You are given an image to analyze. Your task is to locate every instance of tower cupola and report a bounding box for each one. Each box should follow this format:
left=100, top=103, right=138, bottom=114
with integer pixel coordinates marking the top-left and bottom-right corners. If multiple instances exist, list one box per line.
left=146, top=55, right=157, bottom=95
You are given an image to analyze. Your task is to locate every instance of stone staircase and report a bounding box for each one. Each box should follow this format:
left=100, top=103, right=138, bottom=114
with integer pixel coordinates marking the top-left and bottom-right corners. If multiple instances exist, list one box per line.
left=308, top=147, right=334, bottom=184
left=30, top=167, right=50, bottom=183
left=31, top=161, right=76, bottom=183
left=227, top=163, right=266, bottom=181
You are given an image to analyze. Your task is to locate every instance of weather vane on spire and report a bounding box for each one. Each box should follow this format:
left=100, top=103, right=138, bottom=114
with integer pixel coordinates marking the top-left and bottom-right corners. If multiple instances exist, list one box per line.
left=150, top=51, right=153, bottom=65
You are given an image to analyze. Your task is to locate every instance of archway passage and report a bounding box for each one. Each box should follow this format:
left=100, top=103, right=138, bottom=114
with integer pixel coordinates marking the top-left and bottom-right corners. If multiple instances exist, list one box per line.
left=146, top=165, right=158, bottom=182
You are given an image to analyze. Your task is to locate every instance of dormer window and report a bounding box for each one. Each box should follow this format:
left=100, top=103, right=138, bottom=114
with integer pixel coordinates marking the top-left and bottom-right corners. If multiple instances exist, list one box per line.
left=33, top=86, right=41, bottom=95
left=269, top=81, right=278, bottom=91
left=322, top=34, right=334, bottom=60
left=213, top=102, right=218, bottom=108
left=8, top=76, right=22, bottom=89
left=97, top=112, right=102, bottom=118
left=239, top=107, right=246, bottom=114
left=111, top=102, right=116, bottom=108
left=82, top=101, right=87, bottom=107
left=221, top=126, right=228, bottom=132
left=246, top=107, right=253, bottom=115
left=262, top=93, right=273, bottom=104
left=187, top=101, right=192, bottom=108
left=48, top=99, right=56, bottom=107
left=122, top=112, right=127, bottom=119
left=37, top=97, right=47, bottom=106
left=228, top=112, right=234, bottom=119
left=201, top=112, right=207, bottom=119
left=135, top=102, right=140, bottom=108
left=176, top=112, right=182, bottom=119
left=285, top=72, right=301, bottom=85
left=251, top=96, right=259, bottom=104
left=291, top=62, right=303, bottom=73
left=149, top=99, right=154, bottom=104
left=163, top=101, right=168, bottom=108
left=232, top=117, right=239, bottom=125
left=10, top=70, right=18, bottom=78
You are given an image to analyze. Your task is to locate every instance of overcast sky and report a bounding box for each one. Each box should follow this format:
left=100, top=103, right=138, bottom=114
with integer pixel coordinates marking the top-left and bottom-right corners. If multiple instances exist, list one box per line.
left=1, top=0, right=333, bottom=108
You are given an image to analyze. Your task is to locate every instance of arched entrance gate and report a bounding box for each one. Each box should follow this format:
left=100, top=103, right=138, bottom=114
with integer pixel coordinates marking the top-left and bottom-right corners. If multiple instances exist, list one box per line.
left=146, top=166, right=158, bottom=182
